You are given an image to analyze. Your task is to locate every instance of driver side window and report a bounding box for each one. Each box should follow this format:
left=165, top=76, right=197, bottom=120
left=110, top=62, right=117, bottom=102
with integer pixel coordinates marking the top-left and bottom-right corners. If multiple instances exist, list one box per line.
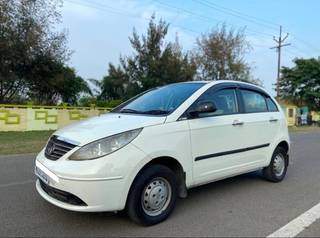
left=196, top=88, right=238, bottom=117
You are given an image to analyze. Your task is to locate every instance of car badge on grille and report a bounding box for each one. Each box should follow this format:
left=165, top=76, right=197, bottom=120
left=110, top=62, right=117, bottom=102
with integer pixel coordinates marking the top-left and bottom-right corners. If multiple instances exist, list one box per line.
left=47, top=142, right=55, bottom=155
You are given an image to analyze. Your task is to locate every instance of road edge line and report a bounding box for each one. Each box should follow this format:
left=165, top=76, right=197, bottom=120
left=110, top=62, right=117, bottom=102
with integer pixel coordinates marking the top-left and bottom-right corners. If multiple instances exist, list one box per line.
left=267, top=201, right=320, bottom=237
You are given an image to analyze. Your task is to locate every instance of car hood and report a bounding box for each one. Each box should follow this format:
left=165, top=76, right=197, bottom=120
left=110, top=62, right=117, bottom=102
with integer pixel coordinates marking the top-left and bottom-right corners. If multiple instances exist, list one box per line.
left=54, top=113, right=166, bottom=146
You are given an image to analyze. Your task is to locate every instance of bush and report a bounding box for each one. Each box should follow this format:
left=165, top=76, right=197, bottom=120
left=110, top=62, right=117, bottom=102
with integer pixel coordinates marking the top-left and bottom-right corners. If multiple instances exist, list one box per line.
left=106, top=100, right=123, bottom=108
left=78, top=97, right=123, bottom=108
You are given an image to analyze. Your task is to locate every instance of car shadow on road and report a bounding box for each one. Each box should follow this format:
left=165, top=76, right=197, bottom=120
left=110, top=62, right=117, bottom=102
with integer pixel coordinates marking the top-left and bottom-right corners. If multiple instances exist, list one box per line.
left=45, top=170, right=265, bottom=220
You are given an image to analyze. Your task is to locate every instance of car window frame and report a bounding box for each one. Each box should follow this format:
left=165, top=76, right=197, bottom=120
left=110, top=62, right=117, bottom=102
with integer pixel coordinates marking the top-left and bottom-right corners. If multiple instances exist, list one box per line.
left=265, top=96, right=279, bottom=112
left=238, top=88, right=269, bottom=114
left=179, top=82, right=279, bottom=120
left=111, top=83, right=206, bottom=117
left=180, top=82, right=241, bottom=120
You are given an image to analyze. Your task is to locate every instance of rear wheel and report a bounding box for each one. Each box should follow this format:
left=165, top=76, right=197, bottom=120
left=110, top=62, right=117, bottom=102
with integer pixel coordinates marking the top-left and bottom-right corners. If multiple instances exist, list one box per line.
left=126, top=164, right=177, bottom=226
left=263, top=147, right=288, bottom=182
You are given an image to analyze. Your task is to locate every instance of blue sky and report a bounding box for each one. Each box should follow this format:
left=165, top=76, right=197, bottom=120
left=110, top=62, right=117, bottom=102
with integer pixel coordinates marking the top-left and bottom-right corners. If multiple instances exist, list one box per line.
left=60, top=0, right=320, bottom=95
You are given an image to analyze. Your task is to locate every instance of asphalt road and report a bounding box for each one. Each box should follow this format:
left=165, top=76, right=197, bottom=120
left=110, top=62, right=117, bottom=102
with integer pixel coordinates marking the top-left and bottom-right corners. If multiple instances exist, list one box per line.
left=1, top=131, right=320, bottom=237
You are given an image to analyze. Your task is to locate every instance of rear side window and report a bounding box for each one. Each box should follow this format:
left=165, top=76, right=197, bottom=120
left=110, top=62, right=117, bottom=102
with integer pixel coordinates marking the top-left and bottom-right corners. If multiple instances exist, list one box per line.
left=241, top=89, right=268, bottom=113
left=197, top=88, right=238, bottom=117
left=266, top=97, right=278, bottom=112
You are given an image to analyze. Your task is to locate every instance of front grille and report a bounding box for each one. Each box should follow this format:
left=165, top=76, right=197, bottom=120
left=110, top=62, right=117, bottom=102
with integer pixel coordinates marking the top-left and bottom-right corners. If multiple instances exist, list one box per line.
left=39, top=180, right=87, bottom=206
left=45, top=136, right=77, bottom=161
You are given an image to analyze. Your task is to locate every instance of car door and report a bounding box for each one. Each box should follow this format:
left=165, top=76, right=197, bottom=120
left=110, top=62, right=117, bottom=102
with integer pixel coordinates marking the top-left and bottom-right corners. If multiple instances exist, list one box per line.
left=236, top=88, right=275, bottom=167
left=265, top=95, right=282, bottom=139
left=187, top=85, right=257, bottom=186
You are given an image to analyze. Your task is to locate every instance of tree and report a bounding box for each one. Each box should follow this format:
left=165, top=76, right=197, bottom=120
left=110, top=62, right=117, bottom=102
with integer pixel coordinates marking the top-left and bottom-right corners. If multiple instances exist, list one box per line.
left=0, top=0, right=70, bottom=103
left=279, top=58, right=320, bottom=110
left=99, top=15, right=197, bottom=100
left=98, top=63, right=128, bottom=101
left=27, top=53, right=92, bottom=105
left=54, top=67, right=92, bottom=105
left=194, top=24, right=255, bottom=83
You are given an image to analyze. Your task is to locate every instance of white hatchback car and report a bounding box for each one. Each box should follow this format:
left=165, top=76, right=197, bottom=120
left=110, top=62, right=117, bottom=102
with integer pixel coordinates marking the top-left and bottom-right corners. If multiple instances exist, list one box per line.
left=35, top=80, right=290, bottom=225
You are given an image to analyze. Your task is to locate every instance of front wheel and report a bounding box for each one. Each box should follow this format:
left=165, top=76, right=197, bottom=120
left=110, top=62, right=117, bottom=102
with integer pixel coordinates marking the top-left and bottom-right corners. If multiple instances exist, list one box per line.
left=126, top=164, right=177, bottom=226
left=263, top=147, right=288, bottom=182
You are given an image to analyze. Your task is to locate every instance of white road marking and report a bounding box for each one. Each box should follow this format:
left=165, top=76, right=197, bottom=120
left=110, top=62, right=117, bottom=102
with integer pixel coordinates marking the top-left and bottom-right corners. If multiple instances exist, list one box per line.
left=0, top=180, right=34, bottom=188
left=267, top=202, right=320, bottom=237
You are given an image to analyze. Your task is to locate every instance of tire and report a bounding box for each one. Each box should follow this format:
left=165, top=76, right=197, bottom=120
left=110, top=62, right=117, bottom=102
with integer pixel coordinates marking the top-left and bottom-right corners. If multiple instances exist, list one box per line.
left=126, top=164, right=177, bottom=226
left=263, top=147, right=288, bottom=182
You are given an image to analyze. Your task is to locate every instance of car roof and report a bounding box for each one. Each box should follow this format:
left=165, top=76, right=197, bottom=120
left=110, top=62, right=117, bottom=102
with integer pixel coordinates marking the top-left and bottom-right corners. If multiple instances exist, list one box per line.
left=181, top=80, right=256, bottom=87
left=172, top=80, right=271, bottom=97
left=182, top=80, right=271, bottom=97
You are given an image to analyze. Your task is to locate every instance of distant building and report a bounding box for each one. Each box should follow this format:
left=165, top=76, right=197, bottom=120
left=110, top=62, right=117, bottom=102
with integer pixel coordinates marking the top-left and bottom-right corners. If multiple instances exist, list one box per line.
left=278, top=100, right=319, bottom=126
left=279, top=101, right=298, bottom=126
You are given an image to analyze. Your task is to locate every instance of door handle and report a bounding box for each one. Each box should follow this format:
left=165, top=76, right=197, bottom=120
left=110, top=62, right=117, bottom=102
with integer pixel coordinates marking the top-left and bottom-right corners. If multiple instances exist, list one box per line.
left=232, top=120, right=244, bottom=126
left=269, top=118, right=278, bottom=122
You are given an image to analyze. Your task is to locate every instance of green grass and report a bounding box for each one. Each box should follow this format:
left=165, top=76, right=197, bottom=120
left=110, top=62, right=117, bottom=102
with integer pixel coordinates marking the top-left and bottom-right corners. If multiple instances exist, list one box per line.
left=0, top=126, right=319, bottom=156
left=0, top=130, right=54, bottom=155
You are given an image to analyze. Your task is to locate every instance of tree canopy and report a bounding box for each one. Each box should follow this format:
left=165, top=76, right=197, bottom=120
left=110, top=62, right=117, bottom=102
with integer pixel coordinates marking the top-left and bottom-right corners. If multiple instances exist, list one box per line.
left=279, top=58, right=320, bottom=110
left=97, top=16, right=197, bottom=101
left=1, top=3, right=265, bottom=106
left=194, top=24, right=260, bottom=85
left=0, top=0, right=91, bottom=105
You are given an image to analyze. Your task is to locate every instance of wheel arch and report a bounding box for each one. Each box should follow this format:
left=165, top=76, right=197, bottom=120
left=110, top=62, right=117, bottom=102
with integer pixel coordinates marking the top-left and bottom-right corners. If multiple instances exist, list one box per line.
left=277, top=140, right=290, bottom=154
left=276, top=140, right=290, bottom=165
left=125, top=156, right=188, bottom=208
left=264, top=139, right=290, bottom=168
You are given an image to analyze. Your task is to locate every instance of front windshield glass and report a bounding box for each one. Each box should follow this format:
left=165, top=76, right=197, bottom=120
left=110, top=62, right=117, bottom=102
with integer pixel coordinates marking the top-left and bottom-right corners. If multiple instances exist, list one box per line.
left=116, top=83, right=205, bottom=115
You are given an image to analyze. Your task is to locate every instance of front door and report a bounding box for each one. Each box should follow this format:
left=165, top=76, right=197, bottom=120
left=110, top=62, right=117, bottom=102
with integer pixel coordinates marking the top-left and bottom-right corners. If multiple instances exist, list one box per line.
left=187, top=86, right=253, bottom=185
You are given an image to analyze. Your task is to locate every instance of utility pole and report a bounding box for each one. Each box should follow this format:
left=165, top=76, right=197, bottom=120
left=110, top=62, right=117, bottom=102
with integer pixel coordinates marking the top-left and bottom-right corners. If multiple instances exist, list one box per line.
left=270, top=25, right=291, bottom=98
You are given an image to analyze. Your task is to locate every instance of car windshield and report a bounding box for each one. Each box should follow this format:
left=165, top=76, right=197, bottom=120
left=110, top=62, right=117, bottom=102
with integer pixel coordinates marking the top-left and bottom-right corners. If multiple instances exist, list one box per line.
left=115, top=83, right=205, bottom=116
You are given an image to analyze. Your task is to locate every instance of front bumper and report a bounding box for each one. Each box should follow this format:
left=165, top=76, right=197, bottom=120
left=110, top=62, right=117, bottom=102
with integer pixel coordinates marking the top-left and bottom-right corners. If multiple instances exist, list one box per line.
left=35, top=142, right=150, bottom=212
left=36, top=173, right=126, bottom=212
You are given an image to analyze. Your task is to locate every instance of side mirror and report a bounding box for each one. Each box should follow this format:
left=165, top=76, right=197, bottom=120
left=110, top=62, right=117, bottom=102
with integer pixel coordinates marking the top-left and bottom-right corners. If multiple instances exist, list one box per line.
left=189, top=101, right=217, bottom=118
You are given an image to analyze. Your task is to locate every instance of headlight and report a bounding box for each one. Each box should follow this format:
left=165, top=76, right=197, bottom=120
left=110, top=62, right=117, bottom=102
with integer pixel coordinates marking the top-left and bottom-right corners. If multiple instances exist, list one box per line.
left=69, top=128, right=143, bottom=160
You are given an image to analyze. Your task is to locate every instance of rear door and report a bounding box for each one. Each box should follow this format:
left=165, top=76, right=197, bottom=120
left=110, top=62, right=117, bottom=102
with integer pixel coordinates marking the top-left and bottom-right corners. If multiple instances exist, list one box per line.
left=236, top=88, right=275, bottom=165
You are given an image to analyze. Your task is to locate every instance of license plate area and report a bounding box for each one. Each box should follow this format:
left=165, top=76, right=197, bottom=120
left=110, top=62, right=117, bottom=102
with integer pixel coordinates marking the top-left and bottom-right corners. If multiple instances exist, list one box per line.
left=35, top=166, right=50, bottom=185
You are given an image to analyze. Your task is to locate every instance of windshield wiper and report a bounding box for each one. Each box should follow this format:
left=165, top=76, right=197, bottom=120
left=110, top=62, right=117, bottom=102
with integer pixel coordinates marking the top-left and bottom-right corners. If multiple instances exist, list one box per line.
left=119, top=108, right=142, bottom=114
left=120, top=108, right=170, bottom=115
left=142, top=110, right=170, bottom=115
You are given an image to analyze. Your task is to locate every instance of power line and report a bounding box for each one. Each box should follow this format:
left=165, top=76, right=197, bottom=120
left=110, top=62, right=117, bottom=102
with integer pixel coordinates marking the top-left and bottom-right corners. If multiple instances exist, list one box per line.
left=66, top=0, right=138, bottom=18
left=154, top=0, right=276, bottom=38
left=289, top=45, right=308, bottom=57
left=195, top=0, right=279, bottom=27
left=286, top=49, right=303, bottom=58
left=154, top=0, right=223, bottom=25
left=65, top=0, right=202, bottom=37
left=290, top=33, right=320, bottom=54
left=193, top=0, right=279, bottom=31
left=66, top=0, right=318, bottom=61
left=64, top=0, right=284, bottom=57
left=193, top=0, right=319, bottom=56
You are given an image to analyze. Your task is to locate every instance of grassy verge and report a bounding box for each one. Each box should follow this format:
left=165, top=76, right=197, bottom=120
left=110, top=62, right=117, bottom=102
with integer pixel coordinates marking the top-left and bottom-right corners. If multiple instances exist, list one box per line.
left=0, top=130, right=53, bottom=155
left=0, top=126, right=319, bottom=156
left=288, top=125, right=320, bottom=133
